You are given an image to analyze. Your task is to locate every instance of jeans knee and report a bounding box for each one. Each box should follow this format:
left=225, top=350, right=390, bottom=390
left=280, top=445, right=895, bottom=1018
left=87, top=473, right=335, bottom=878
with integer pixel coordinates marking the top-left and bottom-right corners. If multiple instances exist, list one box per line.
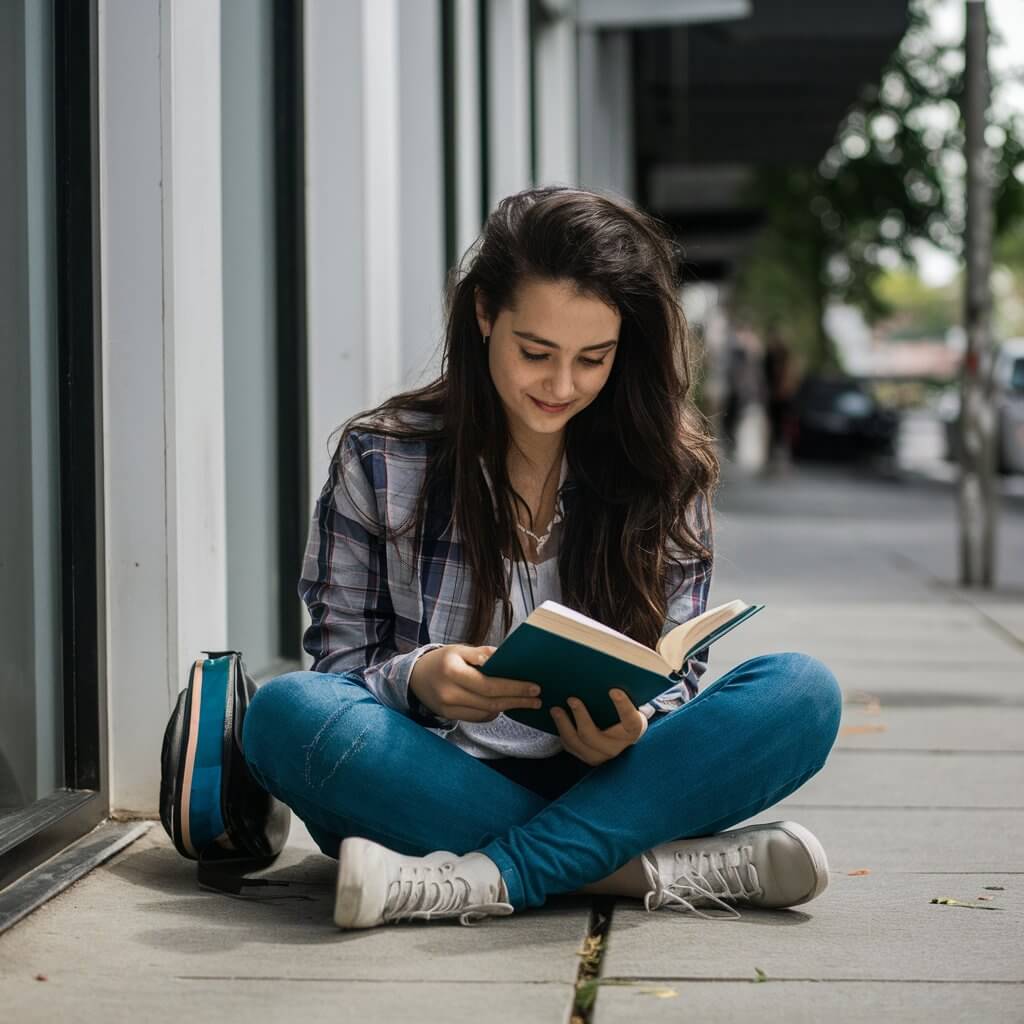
left=242, top=669, right=380, bottom=791
left=773, top=652, right=843, bottom=754
left=242, top=671, right=327, bottom=775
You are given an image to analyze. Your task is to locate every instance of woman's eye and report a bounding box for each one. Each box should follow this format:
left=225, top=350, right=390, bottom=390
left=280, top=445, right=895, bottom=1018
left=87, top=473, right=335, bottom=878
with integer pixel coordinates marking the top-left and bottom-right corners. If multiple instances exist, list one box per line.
left=520, top=350, right=607, bottom=368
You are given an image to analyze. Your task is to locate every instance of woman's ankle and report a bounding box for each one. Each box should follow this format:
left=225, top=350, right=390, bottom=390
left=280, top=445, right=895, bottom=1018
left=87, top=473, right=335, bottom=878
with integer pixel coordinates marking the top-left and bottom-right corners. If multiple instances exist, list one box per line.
left=575, top=855, right=649, bottom=900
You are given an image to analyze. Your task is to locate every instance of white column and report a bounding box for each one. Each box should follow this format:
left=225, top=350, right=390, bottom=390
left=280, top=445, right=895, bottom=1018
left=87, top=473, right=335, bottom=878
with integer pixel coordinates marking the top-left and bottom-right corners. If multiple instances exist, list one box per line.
left=397, top=0, right=446, bottom=388
left=578, top=27, right=634, bottom=199
left=486, top=0, right=532, bottom=210
left=534, top=10, right=578, bottom=186
left=161, top=0, right=228, bottom=681
left=99, top=0, right=227, bottom=814
left=303, top=0, right=367, bottom=507
left=362, top=0, right=403, bottom=406
left=454, top=0, right=483, bottom=257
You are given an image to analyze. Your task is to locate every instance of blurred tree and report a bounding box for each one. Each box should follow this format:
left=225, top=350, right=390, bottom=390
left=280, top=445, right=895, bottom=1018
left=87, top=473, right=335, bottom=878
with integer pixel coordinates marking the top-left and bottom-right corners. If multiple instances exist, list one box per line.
left=872, top=267, right=960, bottom=339
left=729, top=0, right=1024, bottom=373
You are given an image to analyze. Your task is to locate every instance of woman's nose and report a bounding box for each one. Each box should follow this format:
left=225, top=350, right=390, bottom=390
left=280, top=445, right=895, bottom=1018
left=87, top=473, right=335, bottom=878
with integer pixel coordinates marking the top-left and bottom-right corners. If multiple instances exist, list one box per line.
left=545, top=362, right=575, bottom=401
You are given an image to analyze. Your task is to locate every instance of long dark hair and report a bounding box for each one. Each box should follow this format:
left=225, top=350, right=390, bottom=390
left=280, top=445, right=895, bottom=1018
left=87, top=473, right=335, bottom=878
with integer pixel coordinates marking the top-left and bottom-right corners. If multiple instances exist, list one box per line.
left=330, top=185, right=719, bottom=648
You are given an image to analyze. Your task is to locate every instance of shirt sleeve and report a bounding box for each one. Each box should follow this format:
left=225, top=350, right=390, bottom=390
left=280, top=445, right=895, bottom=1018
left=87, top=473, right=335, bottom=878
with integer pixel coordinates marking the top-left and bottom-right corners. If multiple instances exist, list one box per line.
left=297, top=430, right=457, bottom=732
left=639, top=491, right=715, bottom=720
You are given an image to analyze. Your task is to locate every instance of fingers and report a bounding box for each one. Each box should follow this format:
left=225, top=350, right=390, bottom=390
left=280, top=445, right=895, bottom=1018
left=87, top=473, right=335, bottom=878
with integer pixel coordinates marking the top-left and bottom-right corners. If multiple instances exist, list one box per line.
left=609, top=689, right=649, bottom=740
left=453, top=649, right=540, bottom=698
left=552, top=691, right=647, bottom=763
left=441, top=684, right=543, bottom=720
left=430, top=647, right=541, bottom=718
left=461, top=644, right=498, bottom=667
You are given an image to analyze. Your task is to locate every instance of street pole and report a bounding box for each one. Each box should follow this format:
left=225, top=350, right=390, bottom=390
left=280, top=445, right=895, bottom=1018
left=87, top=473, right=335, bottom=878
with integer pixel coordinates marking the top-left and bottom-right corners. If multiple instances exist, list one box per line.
left=958, top=0, right=998, bottom=588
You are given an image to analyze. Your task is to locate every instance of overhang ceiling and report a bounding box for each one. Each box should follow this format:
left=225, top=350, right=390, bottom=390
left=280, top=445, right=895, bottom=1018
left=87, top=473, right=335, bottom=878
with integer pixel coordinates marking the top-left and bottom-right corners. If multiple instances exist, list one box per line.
left=632, top=0, right=911, bottom=281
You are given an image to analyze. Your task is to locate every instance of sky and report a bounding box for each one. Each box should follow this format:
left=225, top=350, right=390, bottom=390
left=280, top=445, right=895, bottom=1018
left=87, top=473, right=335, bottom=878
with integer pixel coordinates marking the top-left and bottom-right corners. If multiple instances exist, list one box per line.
left=916, top=0, right=1024, bottom=285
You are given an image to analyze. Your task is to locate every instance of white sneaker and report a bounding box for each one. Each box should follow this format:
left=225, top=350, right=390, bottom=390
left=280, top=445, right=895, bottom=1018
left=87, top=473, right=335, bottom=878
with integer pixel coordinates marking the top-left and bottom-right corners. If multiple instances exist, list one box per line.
left=335, top=836, right=515, bottom=928
left=640, top=821, right=829, bottom=919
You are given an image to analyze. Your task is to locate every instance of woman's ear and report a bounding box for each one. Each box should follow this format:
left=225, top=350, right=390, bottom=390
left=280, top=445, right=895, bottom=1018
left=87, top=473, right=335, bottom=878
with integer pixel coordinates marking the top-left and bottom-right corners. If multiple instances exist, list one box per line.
left=474, top=287, right=492, bottom=339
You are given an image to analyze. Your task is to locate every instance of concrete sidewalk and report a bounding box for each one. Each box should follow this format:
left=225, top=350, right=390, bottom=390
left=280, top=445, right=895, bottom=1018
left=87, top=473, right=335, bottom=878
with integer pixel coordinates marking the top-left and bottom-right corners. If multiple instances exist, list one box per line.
left=2, top=457, right=1022, bottom=1022
left=595, top=458, right=1024, bottom=1022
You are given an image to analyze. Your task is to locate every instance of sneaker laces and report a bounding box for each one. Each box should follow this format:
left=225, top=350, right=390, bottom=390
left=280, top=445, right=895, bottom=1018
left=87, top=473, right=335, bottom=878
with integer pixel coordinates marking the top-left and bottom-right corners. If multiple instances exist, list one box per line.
left=640, top=843, right=763, bottom=920
left=382, top=859, right=514, bottom=927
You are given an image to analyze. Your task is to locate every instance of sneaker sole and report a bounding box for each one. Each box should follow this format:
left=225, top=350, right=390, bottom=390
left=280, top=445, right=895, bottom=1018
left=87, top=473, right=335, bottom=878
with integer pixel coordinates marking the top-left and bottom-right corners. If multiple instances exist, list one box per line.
left=774, top=820, right=830, bottom=905
left=335, top=836, right=384, bottom=929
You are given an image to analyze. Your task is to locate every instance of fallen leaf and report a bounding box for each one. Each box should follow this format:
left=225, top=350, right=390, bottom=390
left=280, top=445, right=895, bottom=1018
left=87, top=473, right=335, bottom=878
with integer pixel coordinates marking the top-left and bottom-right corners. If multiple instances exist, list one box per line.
left=976, top=895, right=993, bottom=901
left=754, top=967, right=767, bottom=983
left=930, top=897, right=1004, bottom=910
left=34, top=975, right=47, bottom=982
left=983, top=886, right=1005, bottom=891
left=840, top=723, right=888, bottom=736
left=847, top=868, right=871, bottom=876
left=634, top=988, right=678, bottom=998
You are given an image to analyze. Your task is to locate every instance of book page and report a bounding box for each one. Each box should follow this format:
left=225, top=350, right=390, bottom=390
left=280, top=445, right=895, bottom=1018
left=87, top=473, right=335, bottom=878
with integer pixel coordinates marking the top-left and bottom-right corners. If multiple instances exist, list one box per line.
left=525, top=600, right=669, bottom=675
left=655, top=600, right=750, bottom=672
left=532, top=601, right=642, bottom=645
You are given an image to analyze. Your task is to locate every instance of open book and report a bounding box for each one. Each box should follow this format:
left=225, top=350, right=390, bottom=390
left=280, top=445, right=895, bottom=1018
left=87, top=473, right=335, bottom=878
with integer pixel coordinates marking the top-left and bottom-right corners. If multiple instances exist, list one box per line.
left=480, top=599, right=765, bottom=735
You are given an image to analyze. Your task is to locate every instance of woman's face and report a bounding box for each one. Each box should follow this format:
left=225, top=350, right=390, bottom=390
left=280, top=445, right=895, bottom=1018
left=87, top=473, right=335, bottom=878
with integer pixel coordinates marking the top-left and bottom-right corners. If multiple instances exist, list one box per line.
left=476, top=278, right=620, bottom=445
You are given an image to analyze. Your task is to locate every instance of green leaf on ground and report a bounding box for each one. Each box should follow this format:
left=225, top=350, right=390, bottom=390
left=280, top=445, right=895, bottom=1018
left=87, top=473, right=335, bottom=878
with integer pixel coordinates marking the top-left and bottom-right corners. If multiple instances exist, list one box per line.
left=930, top=897, right=1005, bottom=910
left=754, top=967, right=768, bottom=982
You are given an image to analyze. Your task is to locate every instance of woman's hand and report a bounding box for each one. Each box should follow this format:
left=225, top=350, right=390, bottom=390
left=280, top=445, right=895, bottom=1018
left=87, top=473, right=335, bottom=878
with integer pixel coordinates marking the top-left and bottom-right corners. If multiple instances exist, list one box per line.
left=409, top=644, right=544, bottom=722
left=550, top=690, right=649, bottom=766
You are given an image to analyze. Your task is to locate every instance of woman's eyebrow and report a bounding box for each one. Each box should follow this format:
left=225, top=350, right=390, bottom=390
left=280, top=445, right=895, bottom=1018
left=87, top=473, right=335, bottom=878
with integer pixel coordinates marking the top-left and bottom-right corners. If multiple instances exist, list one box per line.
left=513, top=330, right=618, bottom=351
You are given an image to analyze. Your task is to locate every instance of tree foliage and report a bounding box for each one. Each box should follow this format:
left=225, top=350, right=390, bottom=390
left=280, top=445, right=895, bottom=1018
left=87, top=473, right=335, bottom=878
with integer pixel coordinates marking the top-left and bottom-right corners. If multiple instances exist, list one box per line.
left=729, top=0, right=1024, bottom=372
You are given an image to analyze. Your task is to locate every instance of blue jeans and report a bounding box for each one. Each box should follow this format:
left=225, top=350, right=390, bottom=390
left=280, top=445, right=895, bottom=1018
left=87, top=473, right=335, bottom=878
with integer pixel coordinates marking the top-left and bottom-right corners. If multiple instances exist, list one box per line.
left=241, top=652, right=842, bottom=911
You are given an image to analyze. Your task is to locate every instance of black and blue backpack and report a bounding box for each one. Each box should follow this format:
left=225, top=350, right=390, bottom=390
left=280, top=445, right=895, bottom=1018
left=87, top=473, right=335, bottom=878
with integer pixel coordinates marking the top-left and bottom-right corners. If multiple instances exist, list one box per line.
left=159, top=651, right=292, bottom=897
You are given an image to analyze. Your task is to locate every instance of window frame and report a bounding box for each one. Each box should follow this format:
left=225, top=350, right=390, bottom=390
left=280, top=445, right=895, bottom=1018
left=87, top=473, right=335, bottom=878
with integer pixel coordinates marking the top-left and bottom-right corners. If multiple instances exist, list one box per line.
left=0, top=0, right=108, bottom=892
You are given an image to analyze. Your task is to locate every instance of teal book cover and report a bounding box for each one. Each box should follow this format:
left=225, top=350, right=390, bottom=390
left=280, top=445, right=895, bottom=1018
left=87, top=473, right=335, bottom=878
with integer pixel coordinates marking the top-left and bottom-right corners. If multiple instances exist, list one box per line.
left=479, top=624, right=680, bottom=736
left=479, top=603, right=765, bottom=735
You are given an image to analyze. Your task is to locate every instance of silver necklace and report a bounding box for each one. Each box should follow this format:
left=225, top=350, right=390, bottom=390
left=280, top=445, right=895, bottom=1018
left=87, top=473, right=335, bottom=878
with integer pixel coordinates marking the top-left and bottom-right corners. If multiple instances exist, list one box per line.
left=516, top=519, right=553, bottom=544
left=513, top=453, right=561, bottom=549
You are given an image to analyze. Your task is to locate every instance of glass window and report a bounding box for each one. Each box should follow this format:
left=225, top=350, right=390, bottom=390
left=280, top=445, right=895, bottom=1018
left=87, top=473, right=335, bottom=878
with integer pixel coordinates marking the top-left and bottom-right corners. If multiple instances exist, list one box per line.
left=0, top=0, right=64, bottom=817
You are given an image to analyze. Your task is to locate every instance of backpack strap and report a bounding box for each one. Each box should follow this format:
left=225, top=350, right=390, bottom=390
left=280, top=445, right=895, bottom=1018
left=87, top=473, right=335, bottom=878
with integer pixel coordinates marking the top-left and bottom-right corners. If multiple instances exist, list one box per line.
left=196, top=850, right=314, bottom=902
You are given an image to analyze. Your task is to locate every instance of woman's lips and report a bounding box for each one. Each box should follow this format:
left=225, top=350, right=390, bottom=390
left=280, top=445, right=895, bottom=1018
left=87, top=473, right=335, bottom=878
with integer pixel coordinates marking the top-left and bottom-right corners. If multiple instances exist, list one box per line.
left=529, top=396, right=572, bottom=413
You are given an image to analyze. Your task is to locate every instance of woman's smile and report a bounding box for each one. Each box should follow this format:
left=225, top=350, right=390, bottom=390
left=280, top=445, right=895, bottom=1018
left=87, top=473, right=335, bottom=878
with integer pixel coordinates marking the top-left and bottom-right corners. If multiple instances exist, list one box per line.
left=529, top=396, right=573, bottom=414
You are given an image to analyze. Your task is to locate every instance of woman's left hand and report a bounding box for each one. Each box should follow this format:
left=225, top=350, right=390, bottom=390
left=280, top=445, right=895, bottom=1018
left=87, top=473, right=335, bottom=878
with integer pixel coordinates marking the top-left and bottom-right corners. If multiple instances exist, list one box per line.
left=550, top=689, right=649, bottom=766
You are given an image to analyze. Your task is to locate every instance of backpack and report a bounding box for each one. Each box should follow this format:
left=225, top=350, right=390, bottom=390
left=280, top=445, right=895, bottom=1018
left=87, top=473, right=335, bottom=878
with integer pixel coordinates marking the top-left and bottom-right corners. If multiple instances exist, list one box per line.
left=159, top=651, right=293, bottom=897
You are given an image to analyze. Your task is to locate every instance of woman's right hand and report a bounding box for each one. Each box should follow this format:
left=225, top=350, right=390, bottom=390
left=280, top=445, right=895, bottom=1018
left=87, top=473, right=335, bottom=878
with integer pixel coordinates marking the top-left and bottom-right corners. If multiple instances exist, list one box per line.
left=409, top=644, right=543, bottom=723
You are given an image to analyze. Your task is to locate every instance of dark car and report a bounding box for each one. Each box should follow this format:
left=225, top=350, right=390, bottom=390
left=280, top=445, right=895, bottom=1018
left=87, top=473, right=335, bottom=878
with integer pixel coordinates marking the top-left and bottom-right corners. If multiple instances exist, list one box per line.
left=789, top=374, right=900, bottom=461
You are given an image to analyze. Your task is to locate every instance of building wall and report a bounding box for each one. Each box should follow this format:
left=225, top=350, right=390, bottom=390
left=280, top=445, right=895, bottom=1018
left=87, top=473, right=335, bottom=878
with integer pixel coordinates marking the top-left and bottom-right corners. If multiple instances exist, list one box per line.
left=95, top=0, right=613, bottom=815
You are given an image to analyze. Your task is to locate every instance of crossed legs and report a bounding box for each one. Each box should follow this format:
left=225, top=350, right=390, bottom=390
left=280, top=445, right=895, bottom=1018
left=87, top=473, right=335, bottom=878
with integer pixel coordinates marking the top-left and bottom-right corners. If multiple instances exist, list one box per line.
left=242, top=652, right=842, bottom=911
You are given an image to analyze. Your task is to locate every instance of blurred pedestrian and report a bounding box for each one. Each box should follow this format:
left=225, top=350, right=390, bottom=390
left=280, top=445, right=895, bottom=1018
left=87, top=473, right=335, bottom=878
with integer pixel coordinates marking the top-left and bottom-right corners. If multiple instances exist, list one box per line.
left=721, top=326, right=765, bottom=458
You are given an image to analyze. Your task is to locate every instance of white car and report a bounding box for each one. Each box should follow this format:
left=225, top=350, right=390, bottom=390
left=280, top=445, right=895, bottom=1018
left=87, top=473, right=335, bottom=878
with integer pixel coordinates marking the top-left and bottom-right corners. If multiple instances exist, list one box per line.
left=939, top=337, right=1024, bottom=474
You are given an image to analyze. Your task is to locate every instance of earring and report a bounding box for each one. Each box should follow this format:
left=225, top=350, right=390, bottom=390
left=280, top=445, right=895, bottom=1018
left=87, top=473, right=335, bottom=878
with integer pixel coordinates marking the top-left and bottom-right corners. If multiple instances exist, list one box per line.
left=483, top=334, right=490, bottom=345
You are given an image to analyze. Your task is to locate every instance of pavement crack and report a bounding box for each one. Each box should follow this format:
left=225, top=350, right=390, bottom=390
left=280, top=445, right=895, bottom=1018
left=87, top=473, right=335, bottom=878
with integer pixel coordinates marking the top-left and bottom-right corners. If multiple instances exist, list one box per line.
left=570, top=896, right=614, bottom=1024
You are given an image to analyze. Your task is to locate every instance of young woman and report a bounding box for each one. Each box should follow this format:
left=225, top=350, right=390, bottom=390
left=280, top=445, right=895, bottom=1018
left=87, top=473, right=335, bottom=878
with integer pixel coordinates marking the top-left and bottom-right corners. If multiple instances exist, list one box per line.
left=241, top=186, right=842, bottom=929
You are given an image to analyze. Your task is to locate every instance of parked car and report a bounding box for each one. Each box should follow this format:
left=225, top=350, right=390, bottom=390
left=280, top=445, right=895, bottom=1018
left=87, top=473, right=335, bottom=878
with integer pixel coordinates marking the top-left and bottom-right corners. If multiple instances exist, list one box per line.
left=789, top=373, right=900, bottom=461
left=938, top=337, right=1024, bottom=475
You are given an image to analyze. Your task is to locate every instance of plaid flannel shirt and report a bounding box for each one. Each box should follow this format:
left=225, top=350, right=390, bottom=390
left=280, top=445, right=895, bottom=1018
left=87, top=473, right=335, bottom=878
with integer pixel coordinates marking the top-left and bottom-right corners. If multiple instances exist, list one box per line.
left=298, top=414, right=715, bottom=735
